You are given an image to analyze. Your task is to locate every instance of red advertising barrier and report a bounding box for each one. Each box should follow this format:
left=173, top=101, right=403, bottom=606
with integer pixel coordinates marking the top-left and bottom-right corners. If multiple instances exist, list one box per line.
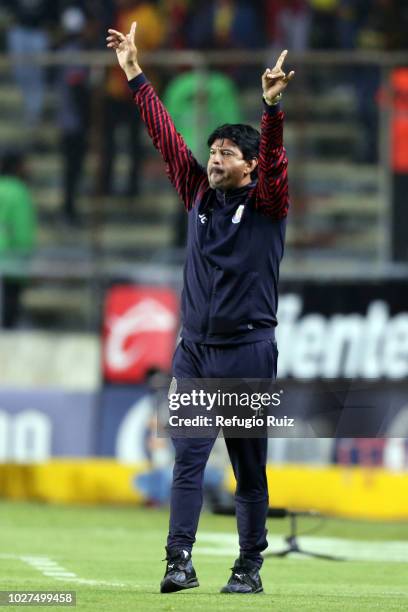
left=103, top=285, right=179, bottom=383
left=391, top=68, right=408, bottom=174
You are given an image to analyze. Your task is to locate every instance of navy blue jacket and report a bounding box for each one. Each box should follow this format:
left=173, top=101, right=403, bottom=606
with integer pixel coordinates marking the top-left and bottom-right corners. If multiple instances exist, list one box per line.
left=130, top=74, right=289, bottom=345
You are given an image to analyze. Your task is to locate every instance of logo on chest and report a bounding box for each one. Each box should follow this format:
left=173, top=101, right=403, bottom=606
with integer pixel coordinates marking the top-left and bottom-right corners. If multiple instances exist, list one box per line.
left=198, top=214, right=208, bottom=224
left=232, top=205, right=245, bottom=224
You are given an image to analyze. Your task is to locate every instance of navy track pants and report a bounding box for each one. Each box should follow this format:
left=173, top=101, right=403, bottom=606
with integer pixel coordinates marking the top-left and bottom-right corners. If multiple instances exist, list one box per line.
left=167, top=337, right=278, bottom=568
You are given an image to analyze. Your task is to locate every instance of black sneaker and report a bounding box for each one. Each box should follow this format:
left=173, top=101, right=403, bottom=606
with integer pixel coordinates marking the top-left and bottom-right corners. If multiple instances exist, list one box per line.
left=220, top=555, right=263, bottom=594
left=160, top=547, right=199, bottom=593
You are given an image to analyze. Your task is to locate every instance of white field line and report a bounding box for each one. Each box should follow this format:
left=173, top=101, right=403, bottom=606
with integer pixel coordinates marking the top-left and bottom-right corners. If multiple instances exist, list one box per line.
left=0, top=554, right=128, bottom=588
left=196, top=532, right=408, bottom=562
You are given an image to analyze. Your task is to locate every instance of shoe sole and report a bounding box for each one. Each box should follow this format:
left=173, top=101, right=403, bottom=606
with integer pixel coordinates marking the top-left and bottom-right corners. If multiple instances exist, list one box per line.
left=160, top=578, right=199, bottom=593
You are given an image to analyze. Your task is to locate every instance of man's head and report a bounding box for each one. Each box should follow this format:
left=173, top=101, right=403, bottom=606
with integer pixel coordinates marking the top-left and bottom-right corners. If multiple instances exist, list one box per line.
left=0, top=151, right=26, bottom=180
left=207, top=123, right=260, bottom=191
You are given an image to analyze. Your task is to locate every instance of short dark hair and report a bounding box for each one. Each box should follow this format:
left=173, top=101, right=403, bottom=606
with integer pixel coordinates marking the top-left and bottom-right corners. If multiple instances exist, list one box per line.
left=0, top=151, right=24, bottom=177
left=207, top=123, right=260, bottom=179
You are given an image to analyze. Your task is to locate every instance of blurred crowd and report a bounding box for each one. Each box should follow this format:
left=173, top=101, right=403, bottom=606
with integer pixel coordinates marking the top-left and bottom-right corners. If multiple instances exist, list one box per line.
left=0, top=1, right=406, bottom=220
left=1, top=0, right=408, bottom=54
left=0, top=0, right=406, bottom=222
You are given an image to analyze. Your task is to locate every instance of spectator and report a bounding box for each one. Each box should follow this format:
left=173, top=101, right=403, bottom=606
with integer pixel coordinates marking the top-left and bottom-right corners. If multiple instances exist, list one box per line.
left=57, top=6, right=91, bottom=224
left=163, top=71, right=241, bottom=156
left=353, top=0, right=408, bottom=162
left=0, top=152, right=36, bottom=328
left=336, top=0, right=360, bottom=49
left=265, top=1, right=311, bottom=53
left=162, top=0, right=190, bottom=49
left=188, top=0, right=263, bottom=50
left=74, top=0, right=116, bottom=48
left=357, top=0, right=408, bottom=51
left=5, top=0, right=58, bottom=146
left=99, top=0, right=165, bottom=197
left=309, top=0, right=340, bottom=49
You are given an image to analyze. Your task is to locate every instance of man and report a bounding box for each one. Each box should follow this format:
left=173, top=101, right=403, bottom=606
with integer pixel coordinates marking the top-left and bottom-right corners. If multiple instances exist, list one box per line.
left=57, top=7, right=90, bottom=224
left=101, top=0, right=164, bottom=197
left=107, top=21, right=294, bottom=594
left=0, top=152, right=36, bottom=327
left=5, top=0, right=58, bottom=145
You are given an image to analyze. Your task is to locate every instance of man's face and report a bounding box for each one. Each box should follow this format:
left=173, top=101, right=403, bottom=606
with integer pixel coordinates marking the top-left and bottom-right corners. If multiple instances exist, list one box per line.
left=207, top=138, right=256, bottom=191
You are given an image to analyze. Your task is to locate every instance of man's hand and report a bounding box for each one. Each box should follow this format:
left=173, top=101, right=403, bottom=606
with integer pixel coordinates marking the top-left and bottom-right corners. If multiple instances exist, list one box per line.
left=262, top=50, right=295, bottom=105
left=106, top=21, right=142, bottom=81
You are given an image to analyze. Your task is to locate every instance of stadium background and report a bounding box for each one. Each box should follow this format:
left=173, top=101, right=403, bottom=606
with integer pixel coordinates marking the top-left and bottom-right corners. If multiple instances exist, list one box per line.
left=0, top=2, right=408, bottom=604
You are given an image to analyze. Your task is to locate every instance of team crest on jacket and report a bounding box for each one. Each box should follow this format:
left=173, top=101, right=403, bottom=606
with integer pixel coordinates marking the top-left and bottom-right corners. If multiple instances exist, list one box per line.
left=232, top=205, right=245, bottom=224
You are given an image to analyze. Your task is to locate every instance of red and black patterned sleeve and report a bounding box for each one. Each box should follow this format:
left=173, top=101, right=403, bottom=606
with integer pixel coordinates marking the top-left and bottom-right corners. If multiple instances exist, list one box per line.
left=255, top=104, right=289, bottom=219
left=129, top=73, right=208, bottom=210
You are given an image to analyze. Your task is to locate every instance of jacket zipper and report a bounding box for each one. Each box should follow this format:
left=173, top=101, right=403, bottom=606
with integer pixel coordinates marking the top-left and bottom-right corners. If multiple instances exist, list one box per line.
left=203, top=206, right=217, bottom=340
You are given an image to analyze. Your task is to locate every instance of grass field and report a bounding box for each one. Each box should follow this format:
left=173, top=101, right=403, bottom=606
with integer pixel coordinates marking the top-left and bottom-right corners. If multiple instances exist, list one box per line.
left=1, top=501, right=408, bottom=611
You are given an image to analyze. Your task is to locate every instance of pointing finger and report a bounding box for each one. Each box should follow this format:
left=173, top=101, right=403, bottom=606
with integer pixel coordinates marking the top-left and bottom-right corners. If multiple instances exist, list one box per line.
left=276, top=49, right=288, bottom=71
left=129, top=21, right=137, bottom=42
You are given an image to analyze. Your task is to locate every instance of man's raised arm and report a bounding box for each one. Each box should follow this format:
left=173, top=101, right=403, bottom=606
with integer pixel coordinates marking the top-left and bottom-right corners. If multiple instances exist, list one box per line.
left=106, top=21, right=207, bottom=210
left=255, top=51, right=295, bottom=219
